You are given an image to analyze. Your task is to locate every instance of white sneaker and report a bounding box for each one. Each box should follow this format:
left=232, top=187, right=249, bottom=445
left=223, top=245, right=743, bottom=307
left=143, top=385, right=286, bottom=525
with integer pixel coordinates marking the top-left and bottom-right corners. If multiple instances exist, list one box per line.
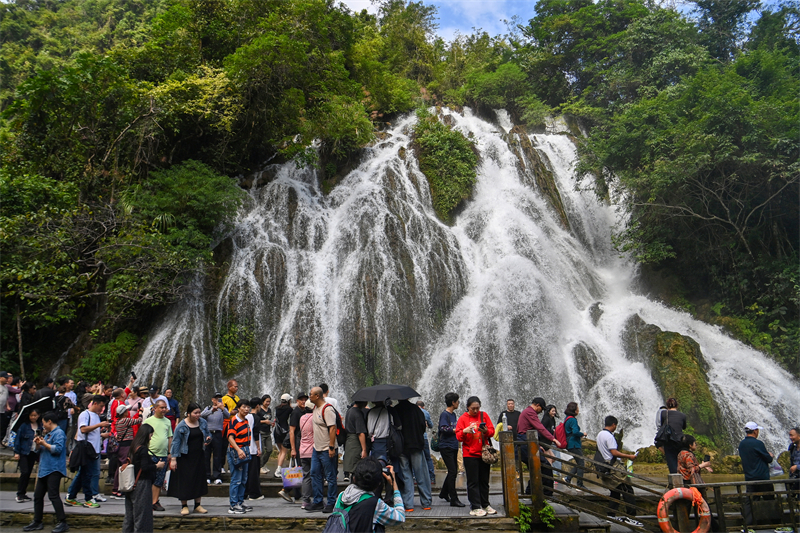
left=221, top=468, right=226, bottom=474
left=228, top=504, right=245, bottom=514
left=94, top=494, right=107, bottom=502
left=214, top=479, right=222, bottom=485
left=274, top=471, right=282, bottom=478
left=483, top=506, right=497, bottom=515
left=623, top=517, right=643, bottom=527
left=207, top=479, right=211, bottom=484
left=469, top=508, right=487, bottom=517
left=278, top=489, right=293, bottom=503
left=260, top=467, right=270, bottom=475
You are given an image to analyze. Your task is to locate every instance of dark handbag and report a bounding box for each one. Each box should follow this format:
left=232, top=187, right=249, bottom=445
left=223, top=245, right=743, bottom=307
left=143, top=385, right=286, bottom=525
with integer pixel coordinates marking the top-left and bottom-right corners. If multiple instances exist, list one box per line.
left=230, top=447, right=251, bottom=466
left=107, top=434, right=119, bottom=454
left=480, top=413, right=499, bottom=465
left=654, top=410, right=677, bottom=447
left=430, top=432, right=440, bottom=452
left=386, top=410, right=404, bottom=457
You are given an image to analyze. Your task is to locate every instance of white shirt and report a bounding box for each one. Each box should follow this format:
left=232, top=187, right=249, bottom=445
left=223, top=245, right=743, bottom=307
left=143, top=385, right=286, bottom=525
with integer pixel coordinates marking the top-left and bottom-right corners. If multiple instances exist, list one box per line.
left=246, top=414, right=260, bottom=455
left=596, top=429, right=617, bottom=461
left=142, top=394, right=167, bottom=410
left=324, top=397, right=339, bottom=411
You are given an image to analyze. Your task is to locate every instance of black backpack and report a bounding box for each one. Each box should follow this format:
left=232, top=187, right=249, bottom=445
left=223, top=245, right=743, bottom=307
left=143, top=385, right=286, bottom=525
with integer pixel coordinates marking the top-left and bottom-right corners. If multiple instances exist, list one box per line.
left=322, top=493, right=383, bottom=533
left=323, top=404, right=348, bottom=447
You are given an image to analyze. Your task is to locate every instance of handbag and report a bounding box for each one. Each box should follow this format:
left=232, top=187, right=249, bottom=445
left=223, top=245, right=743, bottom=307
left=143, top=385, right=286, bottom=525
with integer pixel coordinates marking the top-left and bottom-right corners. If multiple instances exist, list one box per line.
left=230, top=447, right=251, bottom=466
left=282, top=458, right=304, bottom=489
left=480, top=413, right=499, bottom=465
left=430, top=431, right=440, bottom=452
left=107, top=434, right=119, bottom=454
left=117, top=461, right=141, bottom=493
left=654, top=410, right=678, bottom=448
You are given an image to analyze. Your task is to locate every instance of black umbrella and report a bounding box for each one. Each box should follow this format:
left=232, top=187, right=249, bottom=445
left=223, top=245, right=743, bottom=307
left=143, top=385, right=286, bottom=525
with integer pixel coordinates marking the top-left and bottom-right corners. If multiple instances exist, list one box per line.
left=351, top=384, right=420, bottom=403
left=11, top=396, right=55, bottom=434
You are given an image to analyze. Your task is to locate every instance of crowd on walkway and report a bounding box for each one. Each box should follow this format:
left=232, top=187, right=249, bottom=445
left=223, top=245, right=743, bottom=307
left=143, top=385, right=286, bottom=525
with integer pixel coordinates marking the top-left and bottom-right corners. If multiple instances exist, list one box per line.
left=1, top=369, right=798, bottom=533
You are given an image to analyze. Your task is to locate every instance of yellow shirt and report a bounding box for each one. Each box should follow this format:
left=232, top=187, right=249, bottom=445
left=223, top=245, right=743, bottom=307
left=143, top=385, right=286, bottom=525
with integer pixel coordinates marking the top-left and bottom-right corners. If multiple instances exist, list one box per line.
left=222, top=394, right=239, bottom=413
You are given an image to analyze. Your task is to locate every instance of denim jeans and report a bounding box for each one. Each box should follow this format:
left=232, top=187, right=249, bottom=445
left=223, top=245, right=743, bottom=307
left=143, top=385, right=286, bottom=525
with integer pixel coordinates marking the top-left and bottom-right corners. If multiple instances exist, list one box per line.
left=68, top=456, right=100, bottom=501
left=311, top=449, right=338, bottom=507
left=397, top=451, right=432, bottom=509
left=422, top=436, right=435, bottom=484
left=227, top=449, right=249, bottom=507
left=370, top=437, right=388, bottom=461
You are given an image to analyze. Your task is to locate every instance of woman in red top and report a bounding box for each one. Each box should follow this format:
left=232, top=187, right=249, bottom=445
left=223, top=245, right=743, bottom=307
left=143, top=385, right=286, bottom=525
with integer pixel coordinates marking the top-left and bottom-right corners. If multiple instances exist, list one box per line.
left=455, top=396, right=495, bottom=517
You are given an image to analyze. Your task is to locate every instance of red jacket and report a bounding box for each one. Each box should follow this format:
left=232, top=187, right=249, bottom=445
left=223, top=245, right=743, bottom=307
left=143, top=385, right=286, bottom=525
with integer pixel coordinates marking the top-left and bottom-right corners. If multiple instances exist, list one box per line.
left=455, top=411, right=495, bottom=458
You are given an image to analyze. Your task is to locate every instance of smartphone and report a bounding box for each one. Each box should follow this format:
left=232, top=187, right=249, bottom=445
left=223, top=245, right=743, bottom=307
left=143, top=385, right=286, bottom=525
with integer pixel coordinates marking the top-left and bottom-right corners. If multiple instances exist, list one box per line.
left=703, top=455, right=711, bottom=462
left=130, top=371, right=137, bottom=380
left=479, top=423, right=487, bottom=429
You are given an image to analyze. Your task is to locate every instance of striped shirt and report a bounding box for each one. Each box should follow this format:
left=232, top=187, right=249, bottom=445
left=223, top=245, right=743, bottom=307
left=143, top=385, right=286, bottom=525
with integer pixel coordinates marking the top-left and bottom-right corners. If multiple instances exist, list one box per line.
left=374, top=489, right=405, bottom=527
left=228, top=416, right=250, bottom=449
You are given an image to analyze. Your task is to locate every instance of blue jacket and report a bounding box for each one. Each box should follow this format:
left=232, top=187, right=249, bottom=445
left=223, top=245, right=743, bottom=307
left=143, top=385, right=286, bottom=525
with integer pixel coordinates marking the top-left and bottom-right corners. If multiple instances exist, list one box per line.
left=437, top=410, right=459, bottom=450
left=39, top=426, right=67, bottom=478
left=170, top=418, right=210, bottom=458
left=564, top=416, right=582, bottom=450
left=13, top=422, right=39, bottom=456
left=738, top=436, right=772, bottom=481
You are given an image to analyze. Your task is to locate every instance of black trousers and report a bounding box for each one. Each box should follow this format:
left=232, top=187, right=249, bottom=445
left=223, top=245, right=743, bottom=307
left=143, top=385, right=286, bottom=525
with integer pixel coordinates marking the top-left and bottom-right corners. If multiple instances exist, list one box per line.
left=439, top=448, right=460, bottom=503
left=205, top=430, right=225, bottom=480
left=463, top=457, right=490, bottom=510
left=540, top=451, right=554, bottom=497
left=33, top=472, right=66, bottom=523
left=245, top=452, right=262, bottom=498
left=609, top=481, right=636, bottom=517
left=664, top=442, right=681, bottom=475
left=17, top=452, right=38, bottom=496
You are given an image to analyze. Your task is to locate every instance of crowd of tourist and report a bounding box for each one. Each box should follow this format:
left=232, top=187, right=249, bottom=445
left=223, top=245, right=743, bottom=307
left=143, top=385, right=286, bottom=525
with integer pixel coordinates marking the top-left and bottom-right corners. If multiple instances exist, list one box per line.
left=1, top=369, right=798, bottom=533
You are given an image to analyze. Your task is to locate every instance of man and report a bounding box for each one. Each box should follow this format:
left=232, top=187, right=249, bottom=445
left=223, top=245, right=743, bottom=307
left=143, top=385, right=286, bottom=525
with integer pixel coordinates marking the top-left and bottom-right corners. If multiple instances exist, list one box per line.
left=343, top=401, right=369, bottom=483
left=259, top=395, right=275, bottom=475
left=141, top=384, right=167, bottom=413
left=284, top=391, right=311, bottom=502
left=227, top=399, right=253, bottom=514
left=54, top=377, right=77, bottom=438
left=65, top=395, right=111, bottom=508
left=244, top=398, right=263, bottom=501
left=319, top=383, right=338, bottom=411
left=788, top=427, right=800, bottom=496
left=416, top=401, right=436, bottom=484
left=201, top=392, right=229, bottom=485
left=24, top=411, right=70, bottom=533
left=164, top=388, right=179, bottom=429
left=497, top=399, right=521, bottom=434
left=394, top=399, right=432, bottom=511
left=596, top=415, right=641, bottom=527
left=306, top=386, right=338, bottom=513
left=739, top=421, right=774, bottom=526
left=222, top=380, right=240, bottom=415
left=517, top=397, right=561, bottom=496
left=143, top=399, right=173, bottom=511
left=366, top=400, right=392, bottom=461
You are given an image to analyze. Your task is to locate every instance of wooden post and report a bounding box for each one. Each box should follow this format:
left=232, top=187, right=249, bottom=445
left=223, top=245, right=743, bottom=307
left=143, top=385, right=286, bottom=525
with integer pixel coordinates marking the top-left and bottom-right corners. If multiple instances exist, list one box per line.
left=713, top=486, right=728, bottom=532
left=669, top=474, right=692, bottom=532
left=527, top=430, right=544, bottom=511
left=500, top=431, right=520, bottom=518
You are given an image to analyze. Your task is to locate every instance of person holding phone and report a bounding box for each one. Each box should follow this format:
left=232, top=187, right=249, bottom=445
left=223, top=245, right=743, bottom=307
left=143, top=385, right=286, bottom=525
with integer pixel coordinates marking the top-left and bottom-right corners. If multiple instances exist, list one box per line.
left=14, top=408, right=41, bottom=503
left=24, top=411, right=69, bottom=533
left=677, top=435, right=713, bottom=487
left=455, top=396, right=495, bottom=517
left=168, top=403, right=210, bottom=515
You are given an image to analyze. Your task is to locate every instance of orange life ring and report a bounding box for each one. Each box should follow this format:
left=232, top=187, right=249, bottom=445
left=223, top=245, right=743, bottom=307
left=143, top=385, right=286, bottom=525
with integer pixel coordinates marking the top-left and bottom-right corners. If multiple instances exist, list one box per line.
left=656, top=487, right=711, bottom=533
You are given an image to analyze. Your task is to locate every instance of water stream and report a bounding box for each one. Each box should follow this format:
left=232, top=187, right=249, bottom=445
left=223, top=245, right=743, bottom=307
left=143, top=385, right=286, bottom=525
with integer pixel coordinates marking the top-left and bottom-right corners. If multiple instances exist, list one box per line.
left=133, top=109, right=799, bottom=453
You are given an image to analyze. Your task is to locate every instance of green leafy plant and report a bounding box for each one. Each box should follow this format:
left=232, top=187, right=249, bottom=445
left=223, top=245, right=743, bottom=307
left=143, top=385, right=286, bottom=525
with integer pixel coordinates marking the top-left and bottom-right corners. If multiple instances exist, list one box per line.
left=217, top=320, right=255, bottom=375
left=73, top=332, right=139, bottom=384
left=413, top=109, right=478, bottom=223
left=514, top=505, right=534, bottom=533
left=538, top=502, right=557, bottom=529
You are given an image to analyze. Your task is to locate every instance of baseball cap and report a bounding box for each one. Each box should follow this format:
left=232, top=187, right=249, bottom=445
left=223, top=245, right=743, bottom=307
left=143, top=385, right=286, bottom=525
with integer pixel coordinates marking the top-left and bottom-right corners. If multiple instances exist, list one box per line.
left=296, top=392, right=309, bottom=400
left=116, top=404, right=131, bottom=416
left=213, top=392, right=223, bottom=398
left=532, top=397, right=546, bottom=407
left=149, top=384, right=158, bottom=393
left=280, top=393, right=292, bottom=402
left=744, top=422, right=763, bottom=432
left=0, top=371, right=9, bottom=379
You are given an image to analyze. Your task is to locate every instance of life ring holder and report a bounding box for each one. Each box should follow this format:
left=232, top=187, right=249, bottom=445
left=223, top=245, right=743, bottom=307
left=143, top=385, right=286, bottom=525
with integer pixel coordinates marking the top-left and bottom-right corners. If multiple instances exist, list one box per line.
left=656, top=486, right=711, bottom=533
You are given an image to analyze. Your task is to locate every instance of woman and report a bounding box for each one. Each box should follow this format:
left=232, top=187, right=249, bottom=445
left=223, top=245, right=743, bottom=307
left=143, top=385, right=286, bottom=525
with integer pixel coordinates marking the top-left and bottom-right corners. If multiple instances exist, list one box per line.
left=17, top=382, right=36, bottom=412
left=437, top=392, right=464, bottom=507
left=112, top=404, right=142, bottom=498
left=273, top=394, right=292, bottom=477
left=298, top=407, right=315, bottom=508
left=541, top=405, right=559, bottom=466
left=455, top=396, right=495, bottom=517
left=164, top=389, right=179, bottom=430
left=259, top=395, right=274, bottom=475
left=168, top=402, right=210, bottom=515
left=123, top=424, right=161, bottom=533
left=562, top=402, right=587, bottom=490
left=658, top=397, right=687, bottom=474
left=677, top=435, right=713, bottom=488
left=14, top=408, right=41, bottom=503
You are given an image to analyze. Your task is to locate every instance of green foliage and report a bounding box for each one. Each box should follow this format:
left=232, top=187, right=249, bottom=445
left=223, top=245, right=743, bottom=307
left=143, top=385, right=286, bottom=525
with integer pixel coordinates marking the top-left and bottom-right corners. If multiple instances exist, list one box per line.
left=514, top=504, right=534, bottom=533
left=217, top=320, right=255, bottom=375
left=73, top=331, right=139, bottom=383
left=538, top=502, right=557, bottom=529
left=413, top=109, right=478, bottom=223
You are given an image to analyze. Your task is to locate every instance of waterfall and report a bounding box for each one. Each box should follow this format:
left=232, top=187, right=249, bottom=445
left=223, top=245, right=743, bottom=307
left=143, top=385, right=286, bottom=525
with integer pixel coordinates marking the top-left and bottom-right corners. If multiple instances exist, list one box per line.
left=133, top=108, right=799, bottom=453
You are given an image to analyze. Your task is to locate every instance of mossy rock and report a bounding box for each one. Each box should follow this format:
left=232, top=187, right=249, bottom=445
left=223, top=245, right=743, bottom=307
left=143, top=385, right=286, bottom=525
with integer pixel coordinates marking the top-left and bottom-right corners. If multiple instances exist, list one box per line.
left=622, top=315, right=727, bottom=449
left=777, top=451, right=791, bottom=474
left=714, top=454, right=744, bottom=474
left=635, top=445, right=665, bottom=464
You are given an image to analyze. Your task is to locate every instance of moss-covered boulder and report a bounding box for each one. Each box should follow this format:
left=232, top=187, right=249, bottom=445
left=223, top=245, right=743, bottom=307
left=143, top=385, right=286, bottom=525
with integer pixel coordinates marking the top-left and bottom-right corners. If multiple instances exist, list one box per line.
left=622, top=315, right=727, bottom=449
left=714, top=454, right=744, bottom=474
left=636, top=446, right=666, bottom=464
left=572, top=341, right=605, bottom=390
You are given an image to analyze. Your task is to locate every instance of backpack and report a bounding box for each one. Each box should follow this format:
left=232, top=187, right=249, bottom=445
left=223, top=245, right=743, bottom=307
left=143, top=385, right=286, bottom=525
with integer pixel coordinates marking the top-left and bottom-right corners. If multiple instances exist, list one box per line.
left=55, top=395, right=73, bottom=421
left=554, top=416, right=574, bottom=449
left=322, top=493, right=383, bottom=533
left=323, top=404, right=348, bottom=447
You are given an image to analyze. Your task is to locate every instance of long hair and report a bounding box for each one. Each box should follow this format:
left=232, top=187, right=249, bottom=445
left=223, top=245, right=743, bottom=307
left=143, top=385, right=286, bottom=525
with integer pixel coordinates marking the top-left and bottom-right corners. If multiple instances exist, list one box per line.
left=128, top=424, right=154, bottom=461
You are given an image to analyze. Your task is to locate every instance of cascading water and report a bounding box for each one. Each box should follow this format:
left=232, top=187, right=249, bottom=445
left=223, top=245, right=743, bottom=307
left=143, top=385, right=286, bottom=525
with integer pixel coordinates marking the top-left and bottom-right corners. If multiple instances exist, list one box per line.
left=133, top=108, right=799, bottom=453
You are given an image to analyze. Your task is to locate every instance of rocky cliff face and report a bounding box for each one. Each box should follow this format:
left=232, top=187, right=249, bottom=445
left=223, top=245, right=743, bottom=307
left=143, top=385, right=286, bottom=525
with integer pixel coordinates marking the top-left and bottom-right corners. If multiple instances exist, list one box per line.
left=622, top=314, right=727, bottom=448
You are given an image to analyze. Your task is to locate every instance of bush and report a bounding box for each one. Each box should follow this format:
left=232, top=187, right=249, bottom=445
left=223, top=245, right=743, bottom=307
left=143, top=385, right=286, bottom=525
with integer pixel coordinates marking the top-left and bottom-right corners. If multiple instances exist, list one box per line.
left=73, top=332, right=139, bottom=383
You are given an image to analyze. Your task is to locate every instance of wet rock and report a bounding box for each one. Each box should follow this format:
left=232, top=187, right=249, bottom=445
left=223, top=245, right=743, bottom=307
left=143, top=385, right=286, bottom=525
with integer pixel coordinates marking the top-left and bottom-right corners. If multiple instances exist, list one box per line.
left=571, top=342, right=604, bottom=391
left=622, top=315, right=726, bottom=447
left=588, top=302, right=603, bottom=326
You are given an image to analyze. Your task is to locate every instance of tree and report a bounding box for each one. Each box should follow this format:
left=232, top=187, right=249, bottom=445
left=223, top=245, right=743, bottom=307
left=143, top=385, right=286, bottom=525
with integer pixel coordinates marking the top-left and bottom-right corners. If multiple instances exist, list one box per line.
left=693, top=0, right=761, bottom=61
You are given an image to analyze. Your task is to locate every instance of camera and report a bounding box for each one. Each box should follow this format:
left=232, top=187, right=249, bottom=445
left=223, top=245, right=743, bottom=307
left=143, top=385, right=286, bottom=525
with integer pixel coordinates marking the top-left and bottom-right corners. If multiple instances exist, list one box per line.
left=377, top=457, right=392, bottom=476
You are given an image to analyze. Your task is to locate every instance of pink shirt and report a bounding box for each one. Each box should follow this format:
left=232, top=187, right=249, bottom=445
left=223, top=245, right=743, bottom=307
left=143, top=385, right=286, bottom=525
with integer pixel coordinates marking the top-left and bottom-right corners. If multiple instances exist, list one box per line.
left=299, top=413, right=314, bottom=458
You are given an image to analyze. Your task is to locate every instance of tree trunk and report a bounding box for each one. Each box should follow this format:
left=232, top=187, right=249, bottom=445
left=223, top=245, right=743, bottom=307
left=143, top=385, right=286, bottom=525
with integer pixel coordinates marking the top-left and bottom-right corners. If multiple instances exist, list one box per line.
left=16, top=301, right=25, bottom=380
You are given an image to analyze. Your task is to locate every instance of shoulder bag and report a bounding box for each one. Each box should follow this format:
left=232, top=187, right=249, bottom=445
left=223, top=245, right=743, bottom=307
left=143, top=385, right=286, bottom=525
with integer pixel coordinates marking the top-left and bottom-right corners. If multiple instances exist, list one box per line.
left=117, top=460, right=141, bottom=493
left=654, top=410, right=674, bottom=448
left=480, top=412, right=499, bottom=465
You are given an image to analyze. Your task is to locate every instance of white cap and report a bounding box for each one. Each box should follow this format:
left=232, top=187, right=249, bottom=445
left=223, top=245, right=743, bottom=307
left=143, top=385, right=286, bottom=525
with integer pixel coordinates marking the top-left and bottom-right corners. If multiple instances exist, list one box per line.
left=744, top=421, right=763, bottom=432
left=280, top=393, right=292, bottom=402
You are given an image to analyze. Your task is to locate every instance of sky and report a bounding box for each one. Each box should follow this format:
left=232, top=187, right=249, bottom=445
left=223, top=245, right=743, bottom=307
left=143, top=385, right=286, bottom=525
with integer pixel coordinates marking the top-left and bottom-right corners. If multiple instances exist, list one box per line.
left=338, top=0, right=541, bottom=41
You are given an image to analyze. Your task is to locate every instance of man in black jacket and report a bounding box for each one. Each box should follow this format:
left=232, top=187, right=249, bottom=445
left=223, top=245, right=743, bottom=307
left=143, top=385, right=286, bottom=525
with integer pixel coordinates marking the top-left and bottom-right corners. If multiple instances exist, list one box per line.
left=393, top=399, right=432, bottom=511
left=739, top=422, right=774, bottom=526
